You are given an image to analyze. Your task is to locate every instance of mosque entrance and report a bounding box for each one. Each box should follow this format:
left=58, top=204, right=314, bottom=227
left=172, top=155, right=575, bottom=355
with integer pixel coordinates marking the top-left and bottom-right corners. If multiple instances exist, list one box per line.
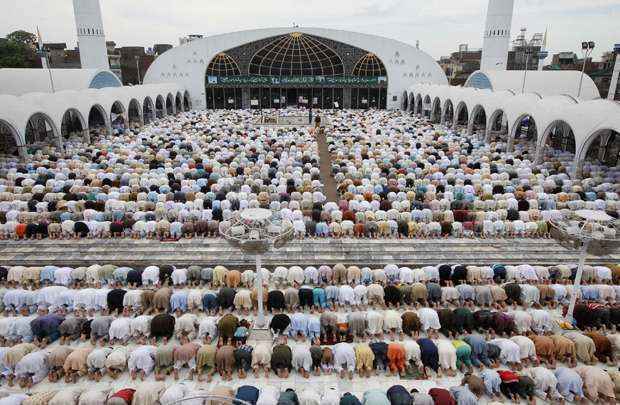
left=204, top=33, right=388, bottom=110
left=246, top=87, right=347, bottom=109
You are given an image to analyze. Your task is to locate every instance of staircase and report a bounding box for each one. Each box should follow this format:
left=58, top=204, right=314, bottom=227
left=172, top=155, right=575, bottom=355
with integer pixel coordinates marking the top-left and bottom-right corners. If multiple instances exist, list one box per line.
left=0, top=238, right=616, bottom=268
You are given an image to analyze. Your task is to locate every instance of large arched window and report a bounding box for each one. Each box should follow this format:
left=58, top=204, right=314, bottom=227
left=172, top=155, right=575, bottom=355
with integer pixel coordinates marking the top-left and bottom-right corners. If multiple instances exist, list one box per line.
left=206, top=53, right=241, bottom=76
left=248, top=32, right=344, bottom=76
left=352, top=53, right=387, bottom=77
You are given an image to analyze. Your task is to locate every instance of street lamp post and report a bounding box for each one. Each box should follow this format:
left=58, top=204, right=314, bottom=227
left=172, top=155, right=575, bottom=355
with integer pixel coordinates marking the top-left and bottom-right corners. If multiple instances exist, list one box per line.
left=521, top=48, right=534, bottom=94
left=549, top=209, right=619, bottom=322
left=219, top=208, right=294, bottom=329
left=577, top=41, right=595, bottom=98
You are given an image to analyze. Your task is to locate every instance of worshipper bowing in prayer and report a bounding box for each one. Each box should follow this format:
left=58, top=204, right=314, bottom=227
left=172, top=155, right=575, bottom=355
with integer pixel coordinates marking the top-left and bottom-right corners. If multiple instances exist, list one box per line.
left=196, top=342, right=216, bottom=382
left=105, top=346, right=128, bottom=379
left=173, top=334, right=200, bottom=380
left=215, top=342, right=236, bottom=381
left=574, top=365, right=617, bottom=403
left=63, top=346, right=92, bottom=383
left=354, top=342, right=375, bottom=378
left=86, top=345, right=113, bottom=381
left=14, top=349, right=48, bottom=388
left=554, top=366, right=584, bottom=403
left=47, top=345, right=72, bottom=382
left=218, top=312, right=239, bottom=344
left=128, top=344, right=156, bottom=381
left=271, top=337, right=293, bottom=378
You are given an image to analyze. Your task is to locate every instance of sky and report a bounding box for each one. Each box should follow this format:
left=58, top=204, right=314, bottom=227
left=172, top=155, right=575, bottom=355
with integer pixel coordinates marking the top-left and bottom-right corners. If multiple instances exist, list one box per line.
left=2, top=0, right=619, bottom=60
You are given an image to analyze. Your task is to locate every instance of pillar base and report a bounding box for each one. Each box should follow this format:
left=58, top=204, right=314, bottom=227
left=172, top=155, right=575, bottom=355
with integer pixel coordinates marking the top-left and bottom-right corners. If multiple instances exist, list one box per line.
left=17, top=145, right=27, bottom=161
left=248, top=327, right=272, bottom=342
left=82, top=130, right=91, bottom=144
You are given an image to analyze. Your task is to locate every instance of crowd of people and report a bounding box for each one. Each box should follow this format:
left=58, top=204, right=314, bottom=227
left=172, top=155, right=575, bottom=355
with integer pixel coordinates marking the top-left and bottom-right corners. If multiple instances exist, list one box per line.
left=0, top=108, right=618, bottom=404
left=0, top=109, right=617, bottom=240
left=0, top=261, right=619, bottom=404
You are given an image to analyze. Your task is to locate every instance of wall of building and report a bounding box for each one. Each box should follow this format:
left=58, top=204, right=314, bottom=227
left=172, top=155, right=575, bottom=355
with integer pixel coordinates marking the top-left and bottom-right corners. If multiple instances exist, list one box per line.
left=143, top=27, right=448, bottom=110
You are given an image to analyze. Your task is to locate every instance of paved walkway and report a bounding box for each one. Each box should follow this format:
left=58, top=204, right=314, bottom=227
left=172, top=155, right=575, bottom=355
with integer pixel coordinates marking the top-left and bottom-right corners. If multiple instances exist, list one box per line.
left=0, top=238, right=616, bottom=268
left=315, top=128, right=339, bottom=202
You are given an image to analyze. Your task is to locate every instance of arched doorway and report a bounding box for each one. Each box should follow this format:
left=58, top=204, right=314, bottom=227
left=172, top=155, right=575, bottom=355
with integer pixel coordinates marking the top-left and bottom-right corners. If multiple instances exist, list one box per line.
left=422, top=95, right=431, bottom=118
left=61, top=109, right=85, bottom=139
left=510, top=114, right=538, bottom=155
left=143, top=97, right=155, bottom=124
left=469, top=105, right=487, bottom=137
left=408, top=93, right=415, bottom=113
left=183, top=91, right=191, bottom=111
left=156, top=96, right=165, bottom=118
left=0, top=119, right=20, bottom=157
left=537, top=120, right=576, bottom=167
left=443, top=100, right=454, bottom=126
left=25, top=112, right=58, bottom=148
left=578, top=129, right=619, bottom=178
left=128, top=99, right=142, bottom=127
left=486, top=109, right=507, bottom=143
left=110, top=101, right=126, bottom=132
left=430, top=97, right=441, bottom=123
left=415, top=95, right=422, bottom=114
left=402, top=91, right=408, bottom=110
left=166, top=94, right=174, bottom=115
left=175, top=93, right=183, bottom=113
left=88, top=104, right=108, bottom=137
left=455, top=103, right=469, bottom=127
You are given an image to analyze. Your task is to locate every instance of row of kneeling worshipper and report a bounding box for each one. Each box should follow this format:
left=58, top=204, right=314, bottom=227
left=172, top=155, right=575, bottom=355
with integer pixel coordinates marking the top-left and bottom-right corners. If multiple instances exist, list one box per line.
left=0, top=369, right=613, bottom=405
left=1, top=262, right=618, bottom=304
left=2, top=285, right=619, bottom=335
left=0, top=334, right=618, bottom=403
left=2, top=300, right=620, bottom=364
left=2, top=278, right=619, bottom=335
left=2, top=298, right=620, bottom=351
left=0, top=109, right=617, bottom=241
left=3, top=263, right=618, bottom=288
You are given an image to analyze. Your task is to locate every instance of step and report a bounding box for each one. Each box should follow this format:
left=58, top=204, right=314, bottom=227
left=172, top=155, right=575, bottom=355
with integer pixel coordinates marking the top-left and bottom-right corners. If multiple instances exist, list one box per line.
left=0, top=238, right=616, bottom=268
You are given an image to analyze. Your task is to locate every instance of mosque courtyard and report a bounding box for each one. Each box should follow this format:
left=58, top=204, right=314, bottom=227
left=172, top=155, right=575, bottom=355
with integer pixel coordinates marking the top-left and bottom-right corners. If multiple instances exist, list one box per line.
left=0, top=108, right=618, bottom=404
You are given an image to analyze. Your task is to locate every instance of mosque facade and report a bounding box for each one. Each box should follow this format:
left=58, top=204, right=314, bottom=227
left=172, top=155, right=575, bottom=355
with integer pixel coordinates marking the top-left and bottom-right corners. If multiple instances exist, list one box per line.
left=143, top=27, right=448, bottom=110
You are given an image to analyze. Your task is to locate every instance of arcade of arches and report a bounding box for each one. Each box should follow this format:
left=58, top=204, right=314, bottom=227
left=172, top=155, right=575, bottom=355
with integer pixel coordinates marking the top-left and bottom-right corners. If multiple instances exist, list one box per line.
left=0, top=89, right=192, bottom=159
left=204, top=33, right=388, bottom=110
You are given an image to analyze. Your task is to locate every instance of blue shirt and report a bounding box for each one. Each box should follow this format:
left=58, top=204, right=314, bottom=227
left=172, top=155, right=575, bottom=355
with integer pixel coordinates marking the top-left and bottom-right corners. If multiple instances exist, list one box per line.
left=290, top=313, right=308, bottom=333
left=170, top=291, right=188, bottom=312
left=40, top=266, right=57, bottom=283
left=450, top=386, right=477, bottom=405
left=554, top=367, right=584, bottom=402
left=479, top=369, right=501, bottom=395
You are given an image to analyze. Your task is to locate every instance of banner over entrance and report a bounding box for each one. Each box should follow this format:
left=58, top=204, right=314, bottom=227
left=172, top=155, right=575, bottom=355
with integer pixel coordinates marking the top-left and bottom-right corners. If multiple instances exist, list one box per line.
left=207, top=75, right=388, bottom=87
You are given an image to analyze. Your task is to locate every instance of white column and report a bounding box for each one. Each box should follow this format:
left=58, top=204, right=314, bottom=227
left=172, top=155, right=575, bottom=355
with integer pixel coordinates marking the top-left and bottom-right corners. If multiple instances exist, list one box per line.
left=567, top=241, right=589, bottom=322
left=255, top=254, right=266, bottom=328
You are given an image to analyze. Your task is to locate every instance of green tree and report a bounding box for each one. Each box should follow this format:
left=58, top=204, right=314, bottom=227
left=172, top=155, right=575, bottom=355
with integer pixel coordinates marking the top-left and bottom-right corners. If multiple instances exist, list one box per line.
left=6, top=30, right=37, bottom=48
left=0, top=30, right=40, bottom=68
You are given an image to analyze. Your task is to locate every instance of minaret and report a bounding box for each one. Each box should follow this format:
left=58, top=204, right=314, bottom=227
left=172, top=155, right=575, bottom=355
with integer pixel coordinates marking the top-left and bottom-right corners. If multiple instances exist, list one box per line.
left=480, top=0, right=514, bottom=71
left=73, top=0, right=109, bottom=69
